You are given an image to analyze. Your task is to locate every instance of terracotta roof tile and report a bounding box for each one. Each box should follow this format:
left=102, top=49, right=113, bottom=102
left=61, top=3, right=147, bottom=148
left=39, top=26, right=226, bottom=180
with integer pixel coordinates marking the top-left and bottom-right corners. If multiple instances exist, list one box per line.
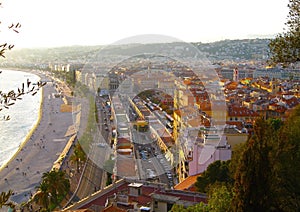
left=174, top=175, right=200, bottom=191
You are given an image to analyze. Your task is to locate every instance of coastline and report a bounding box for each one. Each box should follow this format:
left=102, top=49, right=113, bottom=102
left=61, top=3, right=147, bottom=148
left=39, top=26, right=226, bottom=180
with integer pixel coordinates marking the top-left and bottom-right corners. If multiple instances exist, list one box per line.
left=0, top=69, right=74, bottom=204
left=0, top=83, right=44, bottom=173
left=0, top=69, right=43, bottom=171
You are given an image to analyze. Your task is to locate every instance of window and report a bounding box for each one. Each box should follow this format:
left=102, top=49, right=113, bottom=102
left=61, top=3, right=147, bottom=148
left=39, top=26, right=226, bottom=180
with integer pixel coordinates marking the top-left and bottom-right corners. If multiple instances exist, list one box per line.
left=154, top=201, right=158, bottom=208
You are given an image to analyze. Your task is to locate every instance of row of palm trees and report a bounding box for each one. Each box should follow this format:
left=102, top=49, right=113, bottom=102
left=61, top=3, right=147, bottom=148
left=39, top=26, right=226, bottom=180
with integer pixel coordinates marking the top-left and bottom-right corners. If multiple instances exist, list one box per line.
left=0, top=143, right=87, bottom=211
left=33, top=169, right=70, bottom=211
left=0, top=169, right=70, bottom=211
left=32, top=143, right=87, bottom=211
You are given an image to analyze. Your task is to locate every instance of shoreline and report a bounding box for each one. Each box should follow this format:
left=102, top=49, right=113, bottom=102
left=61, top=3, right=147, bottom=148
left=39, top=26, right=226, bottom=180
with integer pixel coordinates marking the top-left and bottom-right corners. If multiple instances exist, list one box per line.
left=0, top=69, right=44, bottom=172
left=0, top=87, right=43, bottom=172
left=0, top=68, right=74, bottom=204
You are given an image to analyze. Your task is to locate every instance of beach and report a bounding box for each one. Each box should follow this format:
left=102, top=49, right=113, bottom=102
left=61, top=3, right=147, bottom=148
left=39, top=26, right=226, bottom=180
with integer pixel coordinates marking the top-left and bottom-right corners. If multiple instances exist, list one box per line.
left=0, top=70, right=74, bottom=204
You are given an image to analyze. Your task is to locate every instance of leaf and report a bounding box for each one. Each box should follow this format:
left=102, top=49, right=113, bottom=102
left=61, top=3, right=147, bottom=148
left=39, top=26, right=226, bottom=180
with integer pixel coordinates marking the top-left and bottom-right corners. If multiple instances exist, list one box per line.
left=27, top=79, right=31, bottom=88
left=8, top=44, right=14, bottom=50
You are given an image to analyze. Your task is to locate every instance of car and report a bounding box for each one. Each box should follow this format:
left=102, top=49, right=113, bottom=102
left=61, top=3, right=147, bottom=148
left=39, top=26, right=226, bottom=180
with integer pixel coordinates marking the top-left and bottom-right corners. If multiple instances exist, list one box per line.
left=157, top=155, right=163, bottom=159
left=97, top=143, right=106, bottom=148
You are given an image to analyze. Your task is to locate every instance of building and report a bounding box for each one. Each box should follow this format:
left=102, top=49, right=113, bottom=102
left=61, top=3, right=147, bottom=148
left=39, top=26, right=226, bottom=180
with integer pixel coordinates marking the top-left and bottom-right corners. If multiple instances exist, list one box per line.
left=188, top=126, right=231, bottom=175
left=62, top=179, right=207, bottom=212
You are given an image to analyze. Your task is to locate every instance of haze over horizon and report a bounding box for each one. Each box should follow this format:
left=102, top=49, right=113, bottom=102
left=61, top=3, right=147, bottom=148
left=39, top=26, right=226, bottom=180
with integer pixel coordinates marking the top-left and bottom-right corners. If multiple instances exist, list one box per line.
left=0, top=0, right=289, bottom=48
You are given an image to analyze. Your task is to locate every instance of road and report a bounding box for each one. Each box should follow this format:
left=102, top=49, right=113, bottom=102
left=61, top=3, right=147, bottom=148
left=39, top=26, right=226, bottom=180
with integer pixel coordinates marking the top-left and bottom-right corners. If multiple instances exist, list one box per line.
left=64, top=95, right=112, bottom=207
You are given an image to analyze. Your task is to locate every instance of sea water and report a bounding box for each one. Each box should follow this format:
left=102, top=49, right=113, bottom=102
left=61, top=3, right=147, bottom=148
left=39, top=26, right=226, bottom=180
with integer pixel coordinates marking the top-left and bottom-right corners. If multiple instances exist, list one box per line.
left=0, top=69, right=41, bottom=169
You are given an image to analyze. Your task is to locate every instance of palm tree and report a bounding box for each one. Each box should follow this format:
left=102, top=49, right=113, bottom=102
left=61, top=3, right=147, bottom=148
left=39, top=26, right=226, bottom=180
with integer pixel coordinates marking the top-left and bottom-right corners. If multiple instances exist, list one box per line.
left=43, top=169, right=70, bottom=206
left=70, top=144, right=86, bottom=173
left=0, top=190, right=15, bottom=210
left=35, top=169, right=70, bottom=210
left=34, top=182, right=51, bottom=210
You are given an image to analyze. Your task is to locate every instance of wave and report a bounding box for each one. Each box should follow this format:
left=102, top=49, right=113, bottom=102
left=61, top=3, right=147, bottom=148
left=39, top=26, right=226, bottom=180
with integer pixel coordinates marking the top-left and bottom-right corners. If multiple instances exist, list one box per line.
left=0, top=69, right=41, bottom=168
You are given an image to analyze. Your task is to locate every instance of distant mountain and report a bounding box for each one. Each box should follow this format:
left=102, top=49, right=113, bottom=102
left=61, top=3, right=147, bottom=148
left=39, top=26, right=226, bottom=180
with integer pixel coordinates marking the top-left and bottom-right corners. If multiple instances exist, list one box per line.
left=193, top=39, right=270, bottom=61
left=0, top=39, right=270, bottom=69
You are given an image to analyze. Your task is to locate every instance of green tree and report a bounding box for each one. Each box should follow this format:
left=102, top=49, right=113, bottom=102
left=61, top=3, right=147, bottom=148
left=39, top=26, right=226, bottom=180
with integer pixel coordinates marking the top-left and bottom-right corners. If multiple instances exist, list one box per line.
left=70, top=143, right=86, bottom=173
left=269, top=0, right=300, bottom=66
left=195, top=160, right=233, bottom=193
left=232, top=118, right=276, bottom=211
left=0, top=190, right=15, bottom=210
left=207, top=183, right=233, bottom=212
left=170, top=202, right=208, bottom=212
left=34, top=182, right=51, bottom=211
left=35, top=169, right=70, bottom=210
left=271, top=106, right=300, bottom=210
left=231, top=116, right=298, bottom=211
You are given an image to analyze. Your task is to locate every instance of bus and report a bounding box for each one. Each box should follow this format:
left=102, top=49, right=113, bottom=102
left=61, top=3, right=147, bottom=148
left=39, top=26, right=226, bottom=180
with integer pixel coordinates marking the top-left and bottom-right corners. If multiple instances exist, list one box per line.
left=133, top=120, right=149, bottom=132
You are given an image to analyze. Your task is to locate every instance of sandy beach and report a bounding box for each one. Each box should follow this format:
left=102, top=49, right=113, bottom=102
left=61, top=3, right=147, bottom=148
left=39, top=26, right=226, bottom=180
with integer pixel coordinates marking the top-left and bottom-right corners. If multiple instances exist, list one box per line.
left=0, top=70, right=74, bottom=204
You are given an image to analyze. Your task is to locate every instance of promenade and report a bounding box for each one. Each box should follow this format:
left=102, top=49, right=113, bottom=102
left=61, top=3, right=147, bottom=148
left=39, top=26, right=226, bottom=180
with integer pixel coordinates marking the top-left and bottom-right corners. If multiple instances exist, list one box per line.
left=0, top=71, right=74, bottom=204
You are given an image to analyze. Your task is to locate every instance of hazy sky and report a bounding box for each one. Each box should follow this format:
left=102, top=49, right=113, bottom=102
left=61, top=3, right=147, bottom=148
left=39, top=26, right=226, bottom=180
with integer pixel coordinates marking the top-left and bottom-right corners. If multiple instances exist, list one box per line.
left=0, top=0, right=289, bottom=48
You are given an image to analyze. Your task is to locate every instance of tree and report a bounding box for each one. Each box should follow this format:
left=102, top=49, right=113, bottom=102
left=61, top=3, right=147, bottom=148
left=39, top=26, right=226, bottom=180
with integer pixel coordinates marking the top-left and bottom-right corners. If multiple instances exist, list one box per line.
left=0, top=2, right=46, bottom=119
left=232, top=118, right=276, bottom=211
left=207, top=183, right=233, bottom=212
left=195, top=160, right=233, bottom=193
left=0, top=1, right=20, bottom=58
left=34, top=182, right=51, bottom=211
left=170, top=202, right=208, bottom=212
left=0, top=190, right=15, bottom=210
left=0, top=78, right=46, bottom=117
left=271, top=105, right=300, bottom=210
left=268, top=0, right=300, bottom=66
left=231, top=114, right=300, bottom=211
left=70, top=143, right=86, bottom=173
left=35, top=169, right=70, bottom=210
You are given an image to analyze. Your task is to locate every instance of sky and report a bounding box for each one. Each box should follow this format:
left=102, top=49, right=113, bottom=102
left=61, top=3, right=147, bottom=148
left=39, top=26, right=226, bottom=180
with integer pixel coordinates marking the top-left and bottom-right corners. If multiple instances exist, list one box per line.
left=0, top=0, right=289, bottom=48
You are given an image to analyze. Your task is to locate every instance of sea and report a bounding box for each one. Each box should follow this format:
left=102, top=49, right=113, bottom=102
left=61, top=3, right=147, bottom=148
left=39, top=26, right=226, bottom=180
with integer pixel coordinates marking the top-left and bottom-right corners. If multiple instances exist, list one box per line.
left=0, top=69, right=41, bottom=169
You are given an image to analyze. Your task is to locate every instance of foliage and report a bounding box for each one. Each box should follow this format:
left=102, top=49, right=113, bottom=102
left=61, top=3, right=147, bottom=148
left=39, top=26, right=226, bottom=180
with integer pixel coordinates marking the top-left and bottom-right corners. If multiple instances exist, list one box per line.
left=268, top=0, right=300, bottom=66
left=272, top=105, right=300, bottom=210
left=232, top=118, right=277, bottom=211
left=52, top=69, right=76, bottom=88
left=70, top=143, right=86, bottom=173
left=77, top=95, right=98, bottom=153
left=195, top=160, right=233, bottom=193
left=172, top=176, right=233, bottom=212
left=170, top=202, right=208, bottom=212
left=0, top=2, right=46, bottom=119
left=207, top=183, right=233, bottom=212
left=34, top=169, right=70, bottom=210
left=232, top=111, right=300, bottom=211
left=34, top=182, right=51, bottom=211
left=0, top=190, right=15, bottom=210
left=0, top=75, right=46, bottom=120
left=0, top=1, right=21, bottom=58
